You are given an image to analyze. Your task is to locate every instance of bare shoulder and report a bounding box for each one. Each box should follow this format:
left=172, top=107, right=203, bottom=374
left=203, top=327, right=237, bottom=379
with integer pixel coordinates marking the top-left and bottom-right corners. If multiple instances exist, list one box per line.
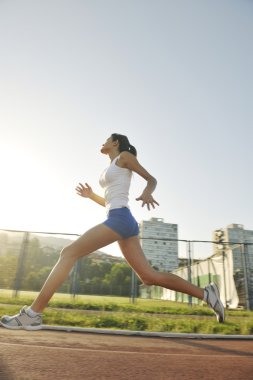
left=118, top=151, right=137, bottom=168
left=118, top=151, right=156, bottom=182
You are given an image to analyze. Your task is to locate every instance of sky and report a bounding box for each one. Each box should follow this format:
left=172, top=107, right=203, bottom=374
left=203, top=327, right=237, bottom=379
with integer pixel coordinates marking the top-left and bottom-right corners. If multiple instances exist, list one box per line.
left=0, top=0, right=252, bottom=259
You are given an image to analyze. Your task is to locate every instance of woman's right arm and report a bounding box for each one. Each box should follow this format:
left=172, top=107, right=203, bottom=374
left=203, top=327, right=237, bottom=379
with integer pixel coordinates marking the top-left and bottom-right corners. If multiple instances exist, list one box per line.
left=75, top=183, right=105, bottom=207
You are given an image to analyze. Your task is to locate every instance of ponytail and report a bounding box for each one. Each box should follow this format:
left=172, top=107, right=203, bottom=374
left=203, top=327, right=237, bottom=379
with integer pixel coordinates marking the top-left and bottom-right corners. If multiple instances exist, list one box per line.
left=128, top=144, right=137, bottom=156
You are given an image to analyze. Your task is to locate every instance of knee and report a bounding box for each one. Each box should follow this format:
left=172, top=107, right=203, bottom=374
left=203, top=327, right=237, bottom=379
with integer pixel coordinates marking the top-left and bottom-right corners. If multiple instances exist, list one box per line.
left=139, top=270, right=157, bottom=286
left=141, top=278, right=154, bottom=286
left=60, top=245, right=77, bottom=262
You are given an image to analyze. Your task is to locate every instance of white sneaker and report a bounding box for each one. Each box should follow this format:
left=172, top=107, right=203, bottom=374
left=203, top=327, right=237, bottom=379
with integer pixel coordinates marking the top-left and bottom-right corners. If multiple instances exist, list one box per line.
left=0, top=306, right=42, bottom=330
left=204, top=283, right=225, bottom=323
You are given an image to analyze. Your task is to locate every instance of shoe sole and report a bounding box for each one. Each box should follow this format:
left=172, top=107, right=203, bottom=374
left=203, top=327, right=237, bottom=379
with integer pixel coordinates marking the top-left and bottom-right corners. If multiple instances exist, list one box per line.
left=0, top=321, right=42, bottom=331
left=210, top=283, right=225, bottom=323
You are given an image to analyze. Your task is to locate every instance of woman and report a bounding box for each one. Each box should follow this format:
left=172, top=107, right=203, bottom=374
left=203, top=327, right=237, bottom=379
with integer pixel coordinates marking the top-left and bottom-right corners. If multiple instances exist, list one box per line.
left=0, top=133, right=224, bottom=329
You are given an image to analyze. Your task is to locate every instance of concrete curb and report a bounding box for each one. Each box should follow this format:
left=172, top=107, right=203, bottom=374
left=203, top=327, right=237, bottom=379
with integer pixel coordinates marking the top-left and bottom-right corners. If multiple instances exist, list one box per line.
left=42, top=325, right=253, bottom=340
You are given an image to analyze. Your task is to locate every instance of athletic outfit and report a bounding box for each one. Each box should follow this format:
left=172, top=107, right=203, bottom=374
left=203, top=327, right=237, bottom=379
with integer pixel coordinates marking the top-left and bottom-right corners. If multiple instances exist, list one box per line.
left=99, top=155, right=139, bottom=239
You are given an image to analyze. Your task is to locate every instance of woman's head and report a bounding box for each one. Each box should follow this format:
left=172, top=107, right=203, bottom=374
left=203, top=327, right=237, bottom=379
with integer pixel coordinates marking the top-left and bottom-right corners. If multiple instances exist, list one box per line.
left=111, top=133, right=137, bottom=156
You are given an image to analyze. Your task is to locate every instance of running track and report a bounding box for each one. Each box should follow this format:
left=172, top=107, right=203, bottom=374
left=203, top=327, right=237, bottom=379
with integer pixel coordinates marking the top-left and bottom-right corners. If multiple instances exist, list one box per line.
left=0, top=327, right=252, bottom=379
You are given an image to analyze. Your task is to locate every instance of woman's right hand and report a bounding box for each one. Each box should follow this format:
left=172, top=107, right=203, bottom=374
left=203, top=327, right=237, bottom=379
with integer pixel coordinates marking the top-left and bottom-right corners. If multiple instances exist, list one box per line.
left=75, top=183, right=93, bottom=198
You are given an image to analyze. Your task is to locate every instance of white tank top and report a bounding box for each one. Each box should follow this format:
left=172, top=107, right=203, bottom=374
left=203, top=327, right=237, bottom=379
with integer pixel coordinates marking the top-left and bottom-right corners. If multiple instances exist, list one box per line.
left=99, top=155, right=132, bottom=213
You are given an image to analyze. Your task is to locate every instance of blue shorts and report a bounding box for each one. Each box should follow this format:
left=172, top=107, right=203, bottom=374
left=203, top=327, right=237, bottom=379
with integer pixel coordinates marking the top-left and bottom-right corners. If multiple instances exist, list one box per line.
left=103, top=207, right=139, bottom=239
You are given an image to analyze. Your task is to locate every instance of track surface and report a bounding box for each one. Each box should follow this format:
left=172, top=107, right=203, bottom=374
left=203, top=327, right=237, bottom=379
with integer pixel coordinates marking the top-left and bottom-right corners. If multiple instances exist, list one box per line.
left=0, top=328, right=252, bottom=379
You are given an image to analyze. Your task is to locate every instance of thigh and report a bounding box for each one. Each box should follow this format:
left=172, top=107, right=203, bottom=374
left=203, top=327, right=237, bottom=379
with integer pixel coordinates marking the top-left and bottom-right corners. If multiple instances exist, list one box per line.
left=65, top=223, right=121, bottom=259
left=118, top=236, right=155, bottom=277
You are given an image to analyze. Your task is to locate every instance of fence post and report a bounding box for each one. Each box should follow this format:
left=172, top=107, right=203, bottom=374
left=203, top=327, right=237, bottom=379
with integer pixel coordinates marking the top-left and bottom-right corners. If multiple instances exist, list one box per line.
left=222, top=246, right=228, bottom=308
left=13, top=231, right=29, bottom=297
left=241, top=244, right=250, bottom=310
left=71, top=260, right=80, bottom=299
left=187, top=241, right=192, bottom=306
left=245, top=244, right=253, bottom=310
left=130, top=270, right=137, bottom=304
left=207, top=258, right=211, bottom=283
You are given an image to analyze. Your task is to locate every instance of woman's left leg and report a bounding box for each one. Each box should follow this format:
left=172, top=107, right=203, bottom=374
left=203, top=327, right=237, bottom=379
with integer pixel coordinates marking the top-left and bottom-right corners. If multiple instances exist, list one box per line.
left=118, top=236, right=204, bottom=299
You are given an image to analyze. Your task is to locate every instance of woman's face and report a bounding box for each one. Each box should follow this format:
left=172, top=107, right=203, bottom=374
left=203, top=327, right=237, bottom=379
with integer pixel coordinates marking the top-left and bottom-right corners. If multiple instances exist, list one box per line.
left=100, top=136, right=116, bottom=154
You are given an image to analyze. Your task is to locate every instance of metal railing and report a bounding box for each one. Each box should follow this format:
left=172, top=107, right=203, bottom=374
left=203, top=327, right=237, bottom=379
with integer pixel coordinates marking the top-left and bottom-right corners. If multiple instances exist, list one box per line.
left=0, top=228, right=252, bottom=309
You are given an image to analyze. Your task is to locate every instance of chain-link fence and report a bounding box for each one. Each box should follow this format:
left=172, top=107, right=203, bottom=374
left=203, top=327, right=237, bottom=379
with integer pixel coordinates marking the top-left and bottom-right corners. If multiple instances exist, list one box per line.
left=141, top=239, right=253, bottom=310
left=0, top=229, right=79, bottom=296
left=0, top=229, right=136, bottom=299
left=0, top=229, right=252, bottom=309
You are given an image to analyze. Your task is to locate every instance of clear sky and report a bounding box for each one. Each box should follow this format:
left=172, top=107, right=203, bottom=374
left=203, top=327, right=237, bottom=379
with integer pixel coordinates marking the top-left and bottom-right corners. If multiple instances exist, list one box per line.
left=0, top=0, right=252, bottom=259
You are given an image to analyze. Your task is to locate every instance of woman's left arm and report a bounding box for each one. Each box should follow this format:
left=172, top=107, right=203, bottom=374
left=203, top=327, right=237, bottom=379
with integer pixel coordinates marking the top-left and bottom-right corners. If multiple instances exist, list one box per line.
left=118, top=152, right=159, bottom=210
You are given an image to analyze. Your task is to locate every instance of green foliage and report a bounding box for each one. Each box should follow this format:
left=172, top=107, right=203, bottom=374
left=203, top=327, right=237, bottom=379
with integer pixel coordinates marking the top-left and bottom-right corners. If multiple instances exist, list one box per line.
left=0, top=292, right=253, bottom=335
left=74, top=260, right=136, bottom=296
left=0, top=253, right=17, bottom=288
left=22, top=267, right=52, bottom=291
left=0, top=234, right=138, bottom=296
left=42, top=310, right=253, bottom=335
left=102, top=263, right=132, bottom=296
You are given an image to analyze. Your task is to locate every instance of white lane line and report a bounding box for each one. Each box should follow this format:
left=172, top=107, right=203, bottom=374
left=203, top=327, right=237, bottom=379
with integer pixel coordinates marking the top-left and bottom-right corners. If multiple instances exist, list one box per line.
left=0, top=342, right=251, bottom=358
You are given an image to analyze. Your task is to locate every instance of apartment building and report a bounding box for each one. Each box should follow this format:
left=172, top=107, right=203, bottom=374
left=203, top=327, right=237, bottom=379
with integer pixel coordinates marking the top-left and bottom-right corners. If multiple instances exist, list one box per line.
left=213, top=224, right=253, bottom=308
left=213, top=224, right=253, bottom=269
left=139, top=217, right=178, bottom=272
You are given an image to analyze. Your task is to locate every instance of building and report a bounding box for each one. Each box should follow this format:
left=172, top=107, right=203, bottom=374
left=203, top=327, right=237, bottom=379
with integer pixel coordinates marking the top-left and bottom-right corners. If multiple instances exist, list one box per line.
left=140, top=223, right=253, bottom=310
left=178, top=257, right=203, bottom=267
left=139, top=217, right=178, bottom=272
left=213, top=224, right=253, bottom=309
left=213, top=224, right=253, bottom=269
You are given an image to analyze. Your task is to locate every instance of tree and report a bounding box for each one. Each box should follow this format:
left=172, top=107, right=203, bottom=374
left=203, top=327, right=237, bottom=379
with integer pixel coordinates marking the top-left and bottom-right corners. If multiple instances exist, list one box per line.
left=103, top=263, right=132, bottom=296
left=22, top=267, right=52, bottom=291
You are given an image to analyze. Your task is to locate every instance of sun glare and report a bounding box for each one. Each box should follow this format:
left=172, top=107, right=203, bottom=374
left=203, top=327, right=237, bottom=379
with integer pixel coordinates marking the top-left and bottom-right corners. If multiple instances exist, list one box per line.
left=0, top=143, right=52, bottom=231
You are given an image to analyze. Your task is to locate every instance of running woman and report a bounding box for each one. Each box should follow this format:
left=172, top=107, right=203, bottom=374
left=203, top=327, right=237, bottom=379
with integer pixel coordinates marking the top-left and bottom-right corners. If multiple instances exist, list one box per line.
left=0, top=133, right=224, bottom=329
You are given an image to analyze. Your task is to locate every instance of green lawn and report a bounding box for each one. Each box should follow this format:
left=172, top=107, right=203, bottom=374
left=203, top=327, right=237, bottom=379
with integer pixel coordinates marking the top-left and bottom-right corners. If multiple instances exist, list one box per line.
left=0, top=290, right=252, bottom=335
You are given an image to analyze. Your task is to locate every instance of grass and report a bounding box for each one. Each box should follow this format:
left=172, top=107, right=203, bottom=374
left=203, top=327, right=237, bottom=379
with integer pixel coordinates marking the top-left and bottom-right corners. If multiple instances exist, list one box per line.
left=0, top=290, right=253, bottom=335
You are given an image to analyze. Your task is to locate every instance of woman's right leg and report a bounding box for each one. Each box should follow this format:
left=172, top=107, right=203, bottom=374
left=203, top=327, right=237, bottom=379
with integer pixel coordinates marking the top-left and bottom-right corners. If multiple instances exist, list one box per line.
left=118, top=236, right=224, bottom=323
left=118, top=236, right=204, bottom=299
left=31, top=224, right=121, bottom=313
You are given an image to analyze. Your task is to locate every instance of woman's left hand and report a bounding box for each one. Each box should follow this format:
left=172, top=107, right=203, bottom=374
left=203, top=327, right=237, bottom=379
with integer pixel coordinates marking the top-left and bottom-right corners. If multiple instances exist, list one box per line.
left=136, top=193, right=159, bottom=210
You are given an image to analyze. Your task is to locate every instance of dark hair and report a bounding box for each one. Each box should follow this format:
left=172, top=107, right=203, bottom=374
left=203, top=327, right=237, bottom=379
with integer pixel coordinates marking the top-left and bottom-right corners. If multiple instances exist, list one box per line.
left=111, top=133, right=137, bottom=156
